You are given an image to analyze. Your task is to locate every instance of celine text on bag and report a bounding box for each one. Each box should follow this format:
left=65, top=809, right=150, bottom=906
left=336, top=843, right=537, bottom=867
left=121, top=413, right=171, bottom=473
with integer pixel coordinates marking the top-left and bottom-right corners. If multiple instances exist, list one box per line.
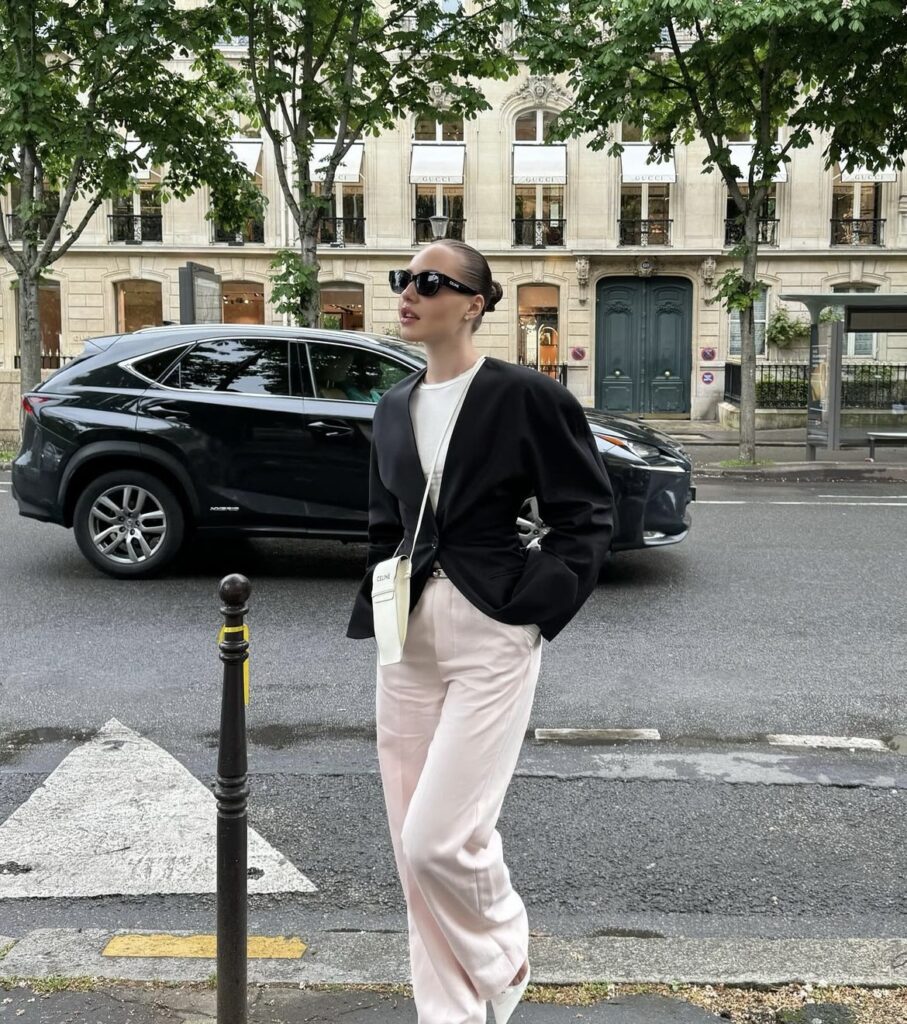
left=371, top=356, right=485, bottom=665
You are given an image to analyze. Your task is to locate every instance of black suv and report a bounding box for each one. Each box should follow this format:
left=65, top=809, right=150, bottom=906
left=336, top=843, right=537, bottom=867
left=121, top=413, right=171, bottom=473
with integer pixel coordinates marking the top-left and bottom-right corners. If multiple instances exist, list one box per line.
left=12, top=325, right=694, bottom=578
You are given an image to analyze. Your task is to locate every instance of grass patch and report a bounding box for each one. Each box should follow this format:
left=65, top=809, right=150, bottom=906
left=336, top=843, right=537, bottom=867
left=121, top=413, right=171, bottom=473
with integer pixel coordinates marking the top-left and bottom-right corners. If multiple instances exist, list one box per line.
left=0, top=975, right=99, bottom=993
left=717, top=457, right=776, bottom=468
left=0, top=448, right=15, bottom=463
left=0, top=942, right=15, bottom=961
left=288, top=981, right=905, bottom=1023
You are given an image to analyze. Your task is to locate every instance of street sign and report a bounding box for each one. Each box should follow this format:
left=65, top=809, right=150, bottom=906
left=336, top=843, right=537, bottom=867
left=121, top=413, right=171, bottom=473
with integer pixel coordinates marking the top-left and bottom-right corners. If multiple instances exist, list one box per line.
left=845, top=307, right=907, bottom=332
left=179, top=261, right=222, bottom=324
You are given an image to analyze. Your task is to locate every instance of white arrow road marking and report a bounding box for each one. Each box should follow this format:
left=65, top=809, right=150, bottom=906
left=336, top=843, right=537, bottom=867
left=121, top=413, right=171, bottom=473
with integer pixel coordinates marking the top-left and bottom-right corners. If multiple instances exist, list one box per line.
left=0, top=718, right=317, bottom=899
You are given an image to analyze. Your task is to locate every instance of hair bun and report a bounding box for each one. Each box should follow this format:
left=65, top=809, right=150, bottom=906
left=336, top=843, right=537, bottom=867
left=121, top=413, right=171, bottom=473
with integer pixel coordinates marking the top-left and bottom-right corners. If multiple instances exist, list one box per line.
left=485, top=280, right=503, bottom=314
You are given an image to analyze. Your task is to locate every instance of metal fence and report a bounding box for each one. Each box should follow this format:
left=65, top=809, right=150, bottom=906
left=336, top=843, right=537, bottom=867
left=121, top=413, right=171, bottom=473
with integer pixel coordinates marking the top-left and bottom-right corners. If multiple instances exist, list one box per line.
left=724, top=361, right=907, bottom=409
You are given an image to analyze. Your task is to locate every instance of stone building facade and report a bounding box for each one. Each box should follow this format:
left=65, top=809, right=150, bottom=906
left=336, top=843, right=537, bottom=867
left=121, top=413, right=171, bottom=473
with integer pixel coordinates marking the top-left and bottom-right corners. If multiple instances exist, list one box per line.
left=2, top=65, right=906, bottom=439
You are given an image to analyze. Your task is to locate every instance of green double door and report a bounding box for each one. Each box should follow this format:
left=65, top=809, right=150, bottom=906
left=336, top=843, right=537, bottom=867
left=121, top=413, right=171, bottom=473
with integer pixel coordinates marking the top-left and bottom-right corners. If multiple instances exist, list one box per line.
left=595, top=277, right=692, bottom=414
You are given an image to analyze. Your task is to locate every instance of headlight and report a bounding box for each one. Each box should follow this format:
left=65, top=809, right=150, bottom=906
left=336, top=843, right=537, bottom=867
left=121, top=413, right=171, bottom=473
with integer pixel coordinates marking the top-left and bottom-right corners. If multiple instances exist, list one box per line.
left=598, top=434, right=661, bottom=460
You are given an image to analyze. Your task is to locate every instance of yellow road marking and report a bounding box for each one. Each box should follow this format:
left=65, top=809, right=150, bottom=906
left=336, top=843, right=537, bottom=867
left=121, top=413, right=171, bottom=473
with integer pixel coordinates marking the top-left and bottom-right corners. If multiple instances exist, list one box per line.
left=102, top=934, right=305, bottom=959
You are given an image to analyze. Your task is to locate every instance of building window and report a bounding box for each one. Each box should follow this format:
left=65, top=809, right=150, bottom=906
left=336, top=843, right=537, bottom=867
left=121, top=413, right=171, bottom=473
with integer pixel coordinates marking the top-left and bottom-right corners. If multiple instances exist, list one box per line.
left=213, top=140, right=265, bottom=244
left=619, top=183, right=671, bottom=245
left=413, top=184, right=464, bottom=243
left=110, top=184, right=163, bottom=244
left=314, top=182, right=365, bottom=246
left=831, top=283, right=878, bottom=358
left=511, top=109, right=566, bottom=248
left=515, top=109, right=557, bottom=142
left=6, top=179, right=61, bottom=240
left=413, top=116, right=464, bottom=142
left=319, top=281, right=364, bottom=331
left=115, top=279, right=163, bottom=333
left=14, top=280, right=62, bottom=368
left=831, top=166, right=884, bottom=246
left=517, top=284, right=560, bottom=374
left=725, top=186, right=778, bottom=246
left=222, top=281, right=265, bottom=325
left=729, top=286, right=767, bottom=356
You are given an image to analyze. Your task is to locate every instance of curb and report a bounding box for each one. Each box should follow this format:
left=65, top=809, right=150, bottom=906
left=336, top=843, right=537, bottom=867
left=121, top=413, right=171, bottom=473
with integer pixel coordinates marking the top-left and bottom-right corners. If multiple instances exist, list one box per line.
left=695, top=462, right=907, bottom=483
left=2, top=930, right=907, bottom=987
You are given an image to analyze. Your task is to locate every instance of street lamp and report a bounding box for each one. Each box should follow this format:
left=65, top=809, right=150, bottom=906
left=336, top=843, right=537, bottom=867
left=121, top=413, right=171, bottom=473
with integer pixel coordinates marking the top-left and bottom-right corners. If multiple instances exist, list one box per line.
left=429, top=214, right=449, bottom=240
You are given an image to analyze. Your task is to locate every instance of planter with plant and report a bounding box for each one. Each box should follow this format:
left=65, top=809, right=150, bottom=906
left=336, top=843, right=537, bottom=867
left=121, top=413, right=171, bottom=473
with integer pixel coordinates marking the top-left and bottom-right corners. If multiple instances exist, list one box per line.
left=765, top=306, right=811, bottom=349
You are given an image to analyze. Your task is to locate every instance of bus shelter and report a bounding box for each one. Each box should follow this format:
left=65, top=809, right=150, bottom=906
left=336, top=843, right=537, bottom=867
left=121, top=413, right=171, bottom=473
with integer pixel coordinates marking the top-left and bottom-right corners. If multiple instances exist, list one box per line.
left=779, top=292, right=907, bottom=460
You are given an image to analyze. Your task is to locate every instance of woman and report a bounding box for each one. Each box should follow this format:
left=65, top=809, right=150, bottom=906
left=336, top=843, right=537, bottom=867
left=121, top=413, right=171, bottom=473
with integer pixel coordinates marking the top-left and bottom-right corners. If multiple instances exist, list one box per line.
left=347, top=239, right=613, bottom=1024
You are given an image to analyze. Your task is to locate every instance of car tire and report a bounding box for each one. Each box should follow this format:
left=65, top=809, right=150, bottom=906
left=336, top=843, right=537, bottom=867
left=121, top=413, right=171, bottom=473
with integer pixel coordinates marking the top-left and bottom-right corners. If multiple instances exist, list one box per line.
left=73, top=469, right=185, bottom=578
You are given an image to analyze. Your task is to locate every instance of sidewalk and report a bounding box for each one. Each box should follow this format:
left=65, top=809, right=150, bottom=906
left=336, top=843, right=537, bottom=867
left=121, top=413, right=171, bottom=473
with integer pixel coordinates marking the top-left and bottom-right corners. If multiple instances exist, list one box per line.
left=637, top=421, right=907, bottom=481
left=2, top=930, right=905, bottom=1022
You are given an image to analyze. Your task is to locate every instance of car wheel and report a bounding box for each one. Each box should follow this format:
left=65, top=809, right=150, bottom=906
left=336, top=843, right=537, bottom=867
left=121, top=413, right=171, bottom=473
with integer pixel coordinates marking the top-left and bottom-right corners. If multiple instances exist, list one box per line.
left=73, top=470, right=185, bottom=578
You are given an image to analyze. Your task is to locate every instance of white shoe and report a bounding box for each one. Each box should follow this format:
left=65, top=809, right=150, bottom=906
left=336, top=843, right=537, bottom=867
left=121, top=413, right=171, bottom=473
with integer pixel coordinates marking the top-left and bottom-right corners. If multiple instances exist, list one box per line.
left=490, top=961, right=530, bottom=1024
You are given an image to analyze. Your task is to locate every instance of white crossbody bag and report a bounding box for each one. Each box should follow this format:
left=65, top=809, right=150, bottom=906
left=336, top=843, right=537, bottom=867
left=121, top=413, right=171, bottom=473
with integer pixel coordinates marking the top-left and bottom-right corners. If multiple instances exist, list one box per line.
left=371, top=357, right=484, bottom=666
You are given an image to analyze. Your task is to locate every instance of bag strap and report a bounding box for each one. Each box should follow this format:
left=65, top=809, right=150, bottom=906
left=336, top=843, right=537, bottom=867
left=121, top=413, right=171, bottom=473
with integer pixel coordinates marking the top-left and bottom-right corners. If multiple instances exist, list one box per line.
left=393, top=355, right=485, bottom=560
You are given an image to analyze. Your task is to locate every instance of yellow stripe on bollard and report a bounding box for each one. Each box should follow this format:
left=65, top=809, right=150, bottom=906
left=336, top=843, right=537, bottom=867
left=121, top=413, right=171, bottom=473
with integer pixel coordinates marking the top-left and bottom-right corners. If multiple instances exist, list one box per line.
left=217, top=623, right=250, bottom=704
left=102, top=934, right=306, bottom=959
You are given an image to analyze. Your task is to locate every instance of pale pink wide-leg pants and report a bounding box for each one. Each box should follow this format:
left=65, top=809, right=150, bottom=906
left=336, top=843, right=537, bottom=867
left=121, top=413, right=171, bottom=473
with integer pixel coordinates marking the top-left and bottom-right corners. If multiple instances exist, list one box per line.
left=376, top=575, right=542, bottom=1024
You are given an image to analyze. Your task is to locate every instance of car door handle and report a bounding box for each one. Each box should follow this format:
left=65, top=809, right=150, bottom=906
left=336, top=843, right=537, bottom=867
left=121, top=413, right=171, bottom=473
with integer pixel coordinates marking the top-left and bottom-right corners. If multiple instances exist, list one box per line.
left=145, top=403, right=191, bottom=421
left=309, top=420, right=354, bottom=438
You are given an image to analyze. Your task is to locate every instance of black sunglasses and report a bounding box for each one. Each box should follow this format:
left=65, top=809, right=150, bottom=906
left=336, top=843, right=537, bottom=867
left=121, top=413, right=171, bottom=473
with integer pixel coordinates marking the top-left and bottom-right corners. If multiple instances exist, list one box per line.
left=389, top=269, right=480, bottom=298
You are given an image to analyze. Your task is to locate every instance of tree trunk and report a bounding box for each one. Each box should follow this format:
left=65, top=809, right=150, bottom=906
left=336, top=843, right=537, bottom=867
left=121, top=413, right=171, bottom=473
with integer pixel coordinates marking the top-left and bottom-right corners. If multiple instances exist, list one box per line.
left=301, top=226, right=320, bottom=329
left=18, top=269, right=42, bottom=399
left=738, top=217, right=760, bottom=463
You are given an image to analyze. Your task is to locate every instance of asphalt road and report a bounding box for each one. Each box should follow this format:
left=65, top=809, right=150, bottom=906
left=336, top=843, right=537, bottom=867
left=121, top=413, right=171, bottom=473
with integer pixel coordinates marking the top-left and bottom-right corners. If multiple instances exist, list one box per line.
left=0, top=470, right=905, bottom=947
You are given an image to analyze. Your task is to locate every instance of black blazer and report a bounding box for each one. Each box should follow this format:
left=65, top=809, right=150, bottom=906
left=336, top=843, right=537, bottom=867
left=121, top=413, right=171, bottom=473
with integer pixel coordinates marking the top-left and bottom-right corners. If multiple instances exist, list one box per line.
left=346, top=356, right=614, bottom=643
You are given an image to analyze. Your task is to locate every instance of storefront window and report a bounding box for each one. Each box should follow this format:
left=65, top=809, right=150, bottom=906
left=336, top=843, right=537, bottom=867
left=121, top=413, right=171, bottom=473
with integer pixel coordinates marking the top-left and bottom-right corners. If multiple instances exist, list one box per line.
left=517, top=284, right=559, bottom=371
left=116, top=279, right=163, bottom=333
left=14, top=280, right=62, bottom=368
left=320, top=282, right=364, bottom=331
left=222, top=281, right=265, bottom=325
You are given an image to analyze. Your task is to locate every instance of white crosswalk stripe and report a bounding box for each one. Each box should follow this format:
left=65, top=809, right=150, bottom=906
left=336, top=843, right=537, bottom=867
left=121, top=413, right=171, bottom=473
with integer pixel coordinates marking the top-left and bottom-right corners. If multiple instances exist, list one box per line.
left=0, top=718, right=317, bottom=899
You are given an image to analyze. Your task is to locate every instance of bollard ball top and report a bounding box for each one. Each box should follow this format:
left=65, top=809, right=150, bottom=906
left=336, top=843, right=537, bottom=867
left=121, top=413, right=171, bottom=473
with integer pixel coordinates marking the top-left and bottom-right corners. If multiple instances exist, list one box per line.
left=218, top=573, right=251, bottom=606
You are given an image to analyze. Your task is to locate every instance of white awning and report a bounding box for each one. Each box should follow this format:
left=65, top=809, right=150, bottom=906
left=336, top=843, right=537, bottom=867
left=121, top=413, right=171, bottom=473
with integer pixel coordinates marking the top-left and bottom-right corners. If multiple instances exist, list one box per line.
left=728, top=143, right=787, bottom=183
left=229, top=139, right=263, bottom=175
left=409, top=144, right=465, bottom=184
left=125, top=138, right=151, bottom=180
left=619, top=143, right=676, bottom=183
left=840, top=152, right=897, bottom=182
left=512, top=144, right=566, bottom=184
left=311, top=141, right=364, bottom=183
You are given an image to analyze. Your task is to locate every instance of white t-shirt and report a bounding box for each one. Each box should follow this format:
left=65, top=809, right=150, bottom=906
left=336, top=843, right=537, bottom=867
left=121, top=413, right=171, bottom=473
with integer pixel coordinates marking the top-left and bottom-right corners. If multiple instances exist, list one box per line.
left=409, top=355, right=540, bottom=645
left=409, top=356, right=486, bottom=513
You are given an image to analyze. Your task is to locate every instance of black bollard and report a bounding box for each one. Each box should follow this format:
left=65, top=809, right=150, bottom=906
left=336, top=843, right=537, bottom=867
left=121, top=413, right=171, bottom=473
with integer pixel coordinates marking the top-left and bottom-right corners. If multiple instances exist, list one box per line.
left=216, top=574, right=251, bottom=1024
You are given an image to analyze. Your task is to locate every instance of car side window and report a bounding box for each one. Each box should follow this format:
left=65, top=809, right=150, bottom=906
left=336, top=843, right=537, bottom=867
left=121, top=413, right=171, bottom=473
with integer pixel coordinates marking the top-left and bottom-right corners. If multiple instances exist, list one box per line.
left=308, top=343, right=412, bottom=403
left=131, top=346, right=192, bottom=383
left=161, top=338, right=292, bottom=396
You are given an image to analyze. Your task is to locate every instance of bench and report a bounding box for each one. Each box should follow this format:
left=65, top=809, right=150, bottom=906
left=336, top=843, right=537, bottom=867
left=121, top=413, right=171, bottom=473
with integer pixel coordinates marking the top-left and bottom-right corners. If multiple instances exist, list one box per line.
left=867, top=431, right=907, bottom=459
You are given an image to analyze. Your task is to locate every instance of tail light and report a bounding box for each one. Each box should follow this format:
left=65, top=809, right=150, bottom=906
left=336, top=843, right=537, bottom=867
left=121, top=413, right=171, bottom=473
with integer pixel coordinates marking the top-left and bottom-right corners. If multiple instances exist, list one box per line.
left=21, top=394, right=57, bottom=418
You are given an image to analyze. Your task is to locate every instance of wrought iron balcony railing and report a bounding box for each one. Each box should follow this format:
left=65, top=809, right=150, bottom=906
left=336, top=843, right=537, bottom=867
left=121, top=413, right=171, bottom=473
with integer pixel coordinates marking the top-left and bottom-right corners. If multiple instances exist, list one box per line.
left=319, top=216, right=366, bottom=246
left=830, top=218, right=885, bottom=246
left=212, top=220, right=265, bottom=245
left=108, top=213, right=163, bottom=244
left=724, top=217, right=779, bottom=246
left=5, top=213, right=57, bottom=241
left=412, top=218, right=466, bottom=244
left=512, top=218, right=566, bottom=248
left=618, top=219, right=672, bottom=246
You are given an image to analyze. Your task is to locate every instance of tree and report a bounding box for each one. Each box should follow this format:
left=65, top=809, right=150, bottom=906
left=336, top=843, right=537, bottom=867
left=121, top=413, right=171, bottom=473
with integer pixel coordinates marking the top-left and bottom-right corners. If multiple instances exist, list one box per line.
left=0, top=0, right=262, bottom=401
left=515, top=0, right=907, bottom=461
left=221, top=0, right=521, bottom=327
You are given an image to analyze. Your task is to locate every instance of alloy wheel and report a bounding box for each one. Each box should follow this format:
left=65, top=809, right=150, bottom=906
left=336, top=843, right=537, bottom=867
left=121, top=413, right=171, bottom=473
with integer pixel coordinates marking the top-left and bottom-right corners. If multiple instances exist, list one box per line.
left=87, top=484, right=167, bottom=565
